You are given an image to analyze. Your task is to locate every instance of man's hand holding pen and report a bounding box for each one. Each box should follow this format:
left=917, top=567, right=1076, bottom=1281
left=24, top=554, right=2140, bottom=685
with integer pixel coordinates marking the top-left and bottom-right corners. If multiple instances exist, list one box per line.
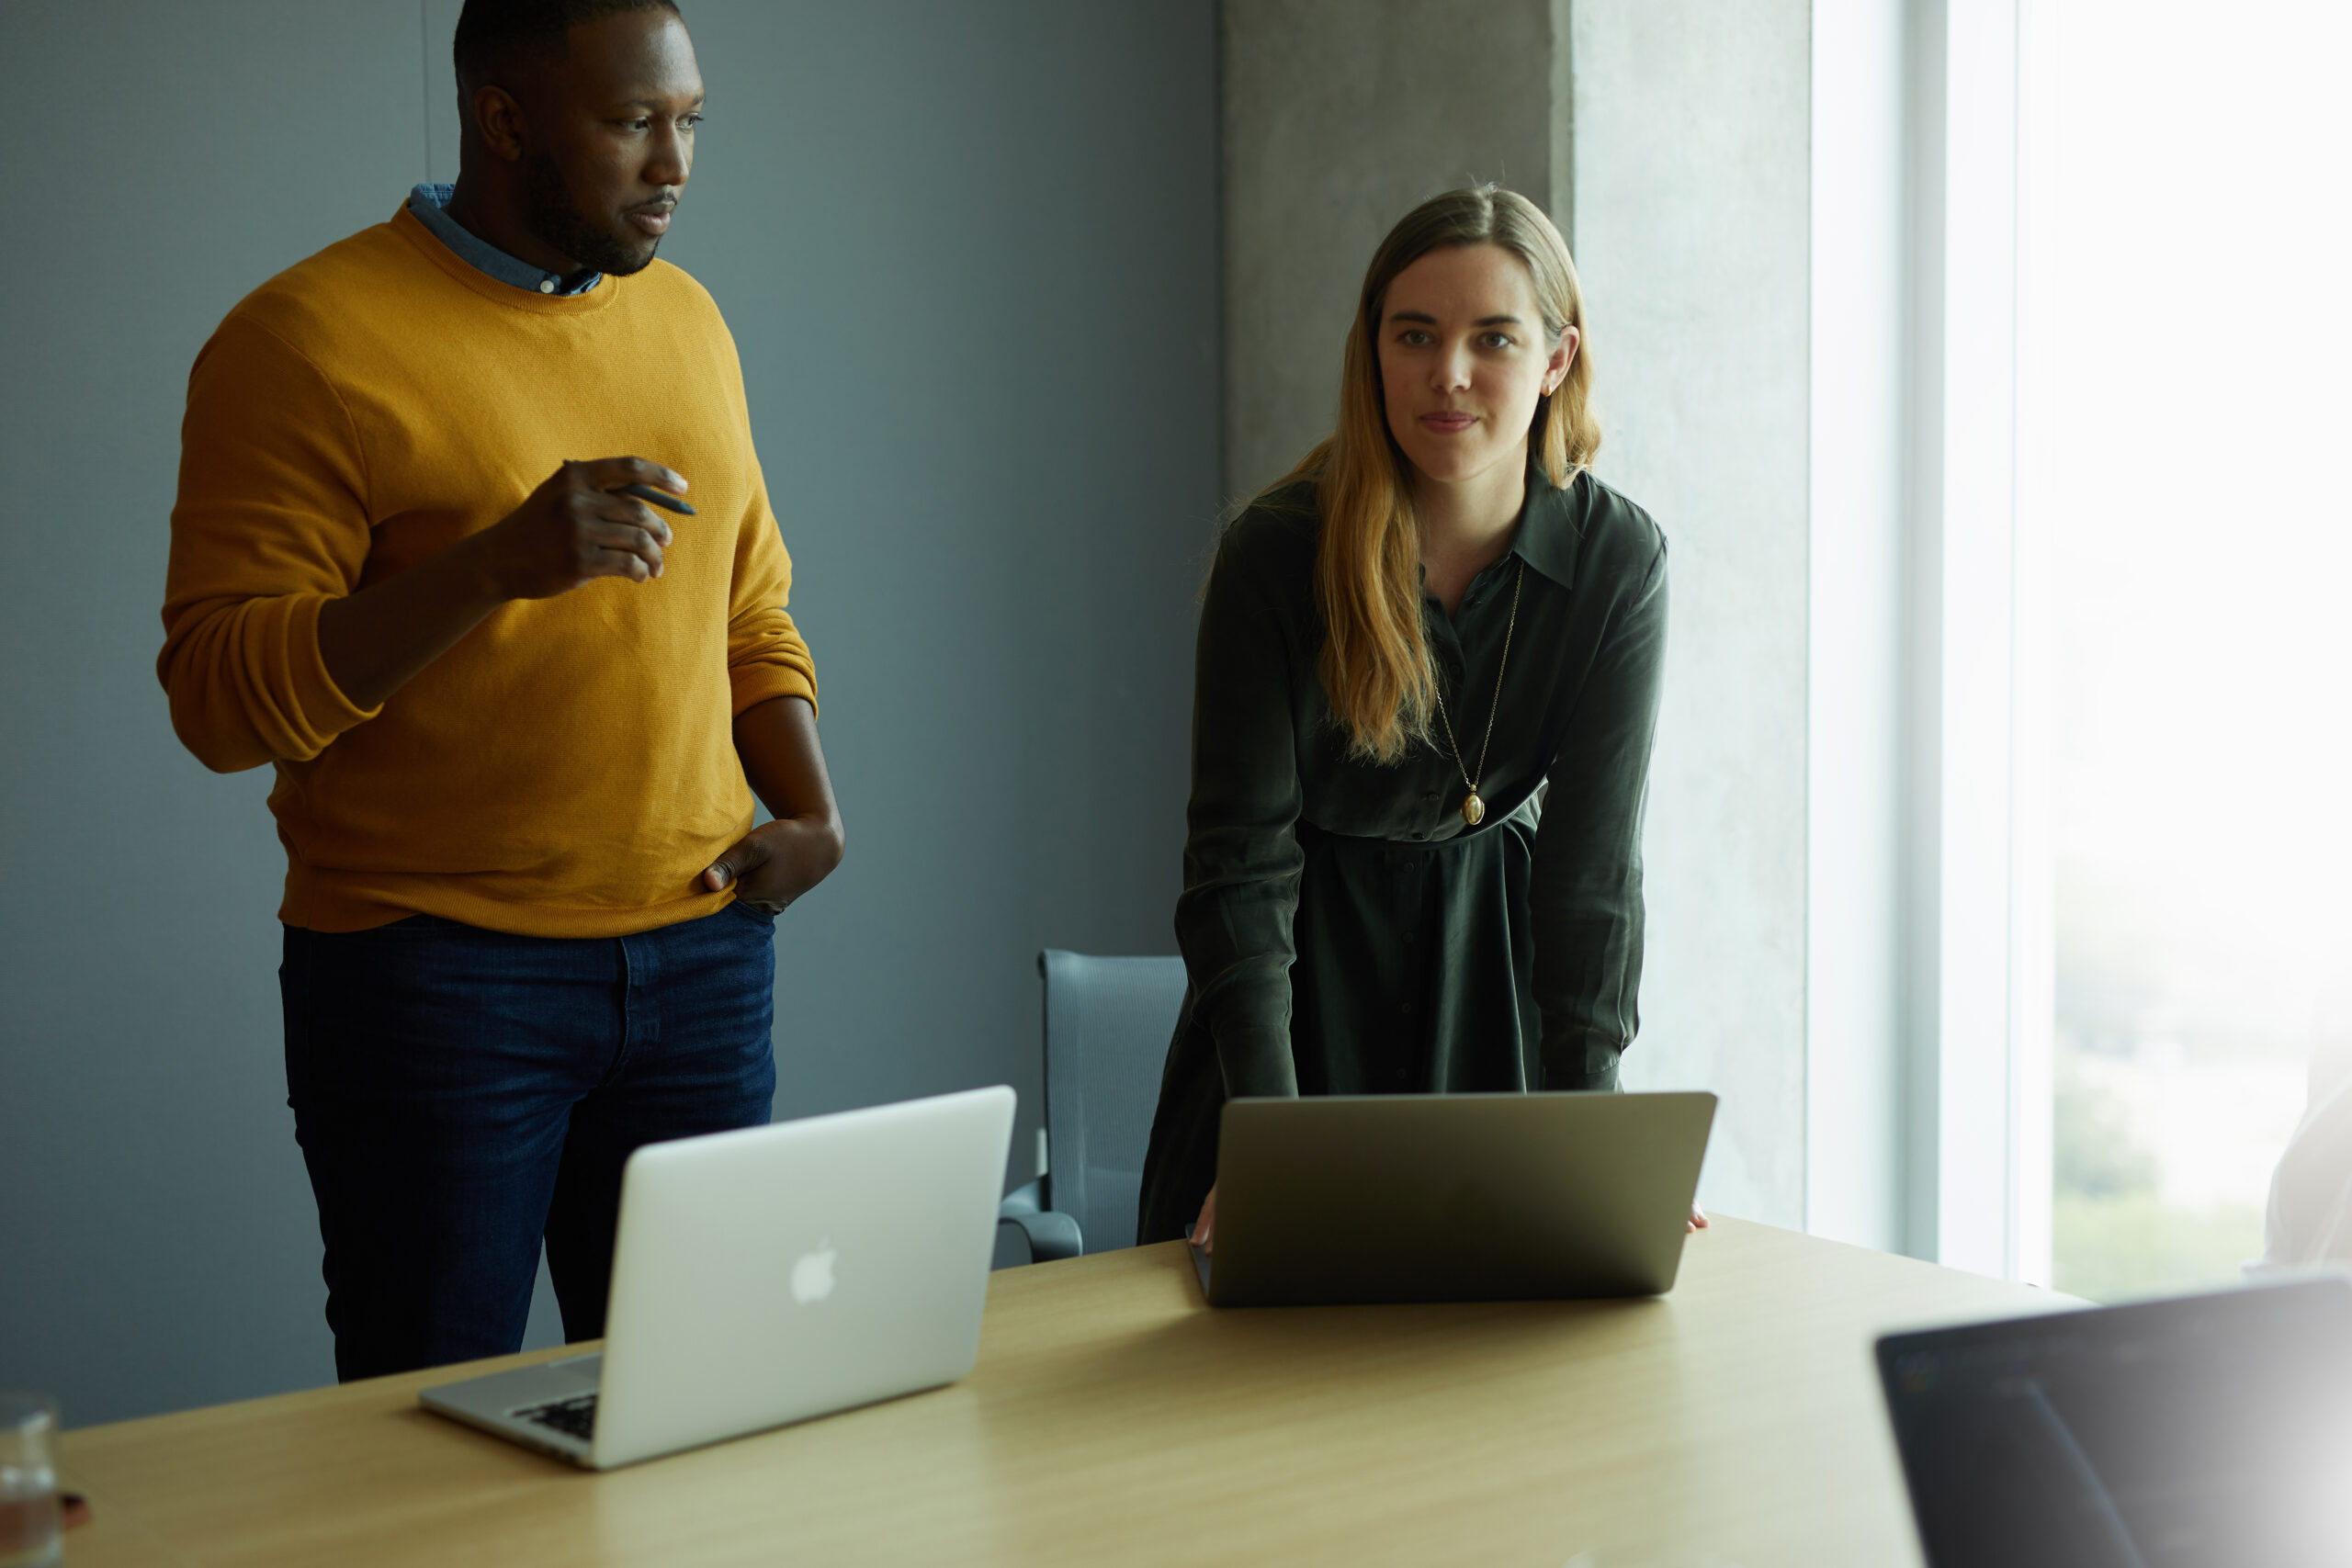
left=477, top=456, right=695, bottom=600
left=317, top=455, right=698, bottom=712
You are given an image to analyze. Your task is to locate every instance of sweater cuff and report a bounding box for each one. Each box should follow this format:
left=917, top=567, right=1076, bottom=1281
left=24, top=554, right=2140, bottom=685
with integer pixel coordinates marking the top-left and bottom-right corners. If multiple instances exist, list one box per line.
left=286, top=593, right=381, bottom=750
left=729, top=662, right=818, bottom=720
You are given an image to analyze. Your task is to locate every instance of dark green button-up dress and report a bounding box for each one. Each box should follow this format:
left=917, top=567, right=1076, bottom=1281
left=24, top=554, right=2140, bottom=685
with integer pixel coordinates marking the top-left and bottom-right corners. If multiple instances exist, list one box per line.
left=1136, top=465, right=1668, bottom=1244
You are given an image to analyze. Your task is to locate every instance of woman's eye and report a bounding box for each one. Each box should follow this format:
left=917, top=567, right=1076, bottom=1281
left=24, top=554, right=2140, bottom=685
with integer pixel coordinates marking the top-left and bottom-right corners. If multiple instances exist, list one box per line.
left=1481, top=332, right=1515, bottom=349
left=1397, top=329, right=1431, bottom=346
left=681, top=114, right=703, bottom=130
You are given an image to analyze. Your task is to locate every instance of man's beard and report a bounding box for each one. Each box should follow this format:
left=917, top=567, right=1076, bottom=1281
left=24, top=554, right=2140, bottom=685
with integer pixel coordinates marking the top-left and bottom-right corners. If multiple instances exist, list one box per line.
left=524, top=150, right=660, bottom=277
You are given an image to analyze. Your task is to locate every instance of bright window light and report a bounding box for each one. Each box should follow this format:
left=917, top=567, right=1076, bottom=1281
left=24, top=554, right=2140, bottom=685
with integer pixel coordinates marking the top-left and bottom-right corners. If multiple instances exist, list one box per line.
left=2035, top=0, right=2352, bottom=1299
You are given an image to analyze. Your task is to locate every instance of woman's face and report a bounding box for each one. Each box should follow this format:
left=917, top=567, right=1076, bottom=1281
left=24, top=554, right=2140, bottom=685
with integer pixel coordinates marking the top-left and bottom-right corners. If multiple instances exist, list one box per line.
left=1375, top=243, right=1577, bottom=492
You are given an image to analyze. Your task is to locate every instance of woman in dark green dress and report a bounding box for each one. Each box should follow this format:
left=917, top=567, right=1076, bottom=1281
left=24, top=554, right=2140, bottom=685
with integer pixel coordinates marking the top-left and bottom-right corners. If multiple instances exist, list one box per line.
left=1137, top=185, right=1693, bottom=1249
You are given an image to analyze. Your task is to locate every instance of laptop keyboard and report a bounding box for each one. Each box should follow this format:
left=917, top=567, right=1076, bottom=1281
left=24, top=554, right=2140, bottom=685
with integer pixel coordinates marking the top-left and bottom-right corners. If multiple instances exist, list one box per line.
left=514, top=1393, right=597, bottom=1442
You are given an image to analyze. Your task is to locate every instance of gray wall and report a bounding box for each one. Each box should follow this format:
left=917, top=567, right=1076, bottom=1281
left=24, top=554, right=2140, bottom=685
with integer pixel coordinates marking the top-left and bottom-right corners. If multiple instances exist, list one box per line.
left=0, top=1, right=1217, bottom=1427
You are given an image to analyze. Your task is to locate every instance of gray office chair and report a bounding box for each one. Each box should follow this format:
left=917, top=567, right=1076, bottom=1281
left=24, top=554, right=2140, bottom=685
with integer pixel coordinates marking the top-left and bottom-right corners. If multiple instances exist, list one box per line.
left=997, top=950, right=1189, bottom=1262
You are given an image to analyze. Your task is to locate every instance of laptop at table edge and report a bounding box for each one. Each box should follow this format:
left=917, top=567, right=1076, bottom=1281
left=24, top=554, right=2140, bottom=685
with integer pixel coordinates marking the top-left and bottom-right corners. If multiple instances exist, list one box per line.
left=417, top=1084, right=1014, bottom=1469
left=1187, top=1089, right=1714, bottom=1306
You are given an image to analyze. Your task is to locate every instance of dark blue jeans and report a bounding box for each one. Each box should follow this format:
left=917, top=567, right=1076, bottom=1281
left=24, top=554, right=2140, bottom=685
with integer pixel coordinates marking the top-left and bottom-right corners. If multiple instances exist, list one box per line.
left=281, top=903, right=777, bottom=1381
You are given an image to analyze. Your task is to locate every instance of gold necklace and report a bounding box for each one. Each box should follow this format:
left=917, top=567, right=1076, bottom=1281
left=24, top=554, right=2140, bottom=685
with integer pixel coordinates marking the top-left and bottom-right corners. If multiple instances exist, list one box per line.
left=1430, top=560, right=1524, bottom=826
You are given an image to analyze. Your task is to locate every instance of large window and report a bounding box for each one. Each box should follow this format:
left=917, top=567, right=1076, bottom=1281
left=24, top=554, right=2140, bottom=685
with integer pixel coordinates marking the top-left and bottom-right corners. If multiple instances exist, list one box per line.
left=2032, top=0, right=2352, bottom=1300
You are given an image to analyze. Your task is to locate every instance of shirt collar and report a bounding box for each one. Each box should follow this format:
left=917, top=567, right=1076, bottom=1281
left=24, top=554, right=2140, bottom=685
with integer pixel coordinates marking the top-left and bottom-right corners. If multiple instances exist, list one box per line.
left=1508, top=463, right=1584, bottom=591
left=406, top=184, right=602, bottom=297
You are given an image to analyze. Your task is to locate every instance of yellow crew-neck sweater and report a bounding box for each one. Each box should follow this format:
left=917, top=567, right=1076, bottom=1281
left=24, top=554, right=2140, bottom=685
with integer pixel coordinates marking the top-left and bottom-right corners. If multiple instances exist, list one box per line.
left=159, top=206, right=818, bottom=937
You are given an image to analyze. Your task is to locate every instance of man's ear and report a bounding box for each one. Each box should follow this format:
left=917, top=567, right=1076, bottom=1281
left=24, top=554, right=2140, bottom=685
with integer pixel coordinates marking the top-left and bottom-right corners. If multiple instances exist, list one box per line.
left=469, top=84, right=529, bottom=163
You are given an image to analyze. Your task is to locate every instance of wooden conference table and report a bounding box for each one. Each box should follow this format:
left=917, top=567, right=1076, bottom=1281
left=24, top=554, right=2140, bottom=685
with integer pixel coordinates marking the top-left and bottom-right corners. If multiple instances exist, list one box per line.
left=58, top=1217, right=2060, bottom=1567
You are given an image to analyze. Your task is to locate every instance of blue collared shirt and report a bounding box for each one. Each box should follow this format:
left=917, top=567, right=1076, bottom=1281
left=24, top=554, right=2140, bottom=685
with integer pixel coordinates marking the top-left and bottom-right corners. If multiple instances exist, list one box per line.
left=406, top=183, right=602, bottom=297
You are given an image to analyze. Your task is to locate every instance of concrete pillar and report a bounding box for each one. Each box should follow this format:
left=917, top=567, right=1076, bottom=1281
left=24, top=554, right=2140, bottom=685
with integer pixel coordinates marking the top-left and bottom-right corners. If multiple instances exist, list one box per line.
left=1566, top=2, right=1813, bottom=1228
left=1222, top=0, right=1815, bottom=1228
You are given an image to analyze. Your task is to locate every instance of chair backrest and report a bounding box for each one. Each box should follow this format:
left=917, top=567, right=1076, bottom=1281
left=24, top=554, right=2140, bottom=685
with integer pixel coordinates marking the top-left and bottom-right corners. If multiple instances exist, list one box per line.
left=1038, top=950, right=1189, bottom=1253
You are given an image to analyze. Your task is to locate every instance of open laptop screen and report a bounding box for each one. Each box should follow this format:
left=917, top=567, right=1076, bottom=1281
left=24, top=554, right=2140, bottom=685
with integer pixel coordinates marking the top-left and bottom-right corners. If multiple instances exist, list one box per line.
left=1876, top=1278, right=2352, bottom=1568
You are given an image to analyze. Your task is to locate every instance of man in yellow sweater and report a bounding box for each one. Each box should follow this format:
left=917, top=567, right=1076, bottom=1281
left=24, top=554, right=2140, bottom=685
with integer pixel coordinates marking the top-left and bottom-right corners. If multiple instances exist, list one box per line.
left=158, top=0, right=843, bottom=1380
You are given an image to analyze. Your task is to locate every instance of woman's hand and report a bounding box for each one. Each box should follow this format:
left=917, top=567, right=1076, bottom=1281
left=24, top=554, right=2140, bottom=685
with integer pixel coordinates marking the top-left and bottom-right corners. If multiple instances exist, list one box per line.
left=1688, top=1201, right=1709, bottom=1234
left=1191, top=1186, right=1218, bottom=1254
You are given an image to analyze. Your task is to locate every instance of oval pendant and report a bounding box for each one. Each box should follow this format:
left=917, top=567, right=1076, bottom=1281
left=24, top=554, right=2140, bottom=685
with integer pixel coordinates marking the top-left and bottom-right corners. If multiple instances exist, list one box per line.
left=1461, top=791, right=1486, bottom=827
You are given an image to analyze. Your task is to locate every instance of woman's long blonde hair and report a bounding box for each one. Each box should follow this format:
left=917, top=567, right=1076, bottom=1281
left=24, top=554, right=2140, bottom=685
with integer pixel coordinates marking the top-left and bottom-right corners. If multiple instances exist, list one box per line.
left=1280, top=185, right=1600, bottom=763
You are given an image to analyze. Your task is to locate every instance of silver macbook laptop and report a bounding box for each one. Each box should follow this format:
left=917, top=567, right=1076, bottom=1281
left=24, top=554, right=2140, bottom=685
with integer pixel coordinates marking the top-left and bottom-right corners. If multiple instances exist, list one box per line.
left=1191, top=1090, right=1715, bottom=1306
left=421, top=1084, right=1015, bottom=1469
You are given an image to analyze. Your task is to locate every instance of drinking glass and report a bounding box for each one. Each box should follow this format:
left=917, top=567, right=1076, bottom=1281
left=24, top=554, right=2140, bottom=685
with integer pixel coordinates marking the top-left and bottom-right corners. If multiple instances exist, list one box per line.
left=0, top=1394, right=61, bottom=1568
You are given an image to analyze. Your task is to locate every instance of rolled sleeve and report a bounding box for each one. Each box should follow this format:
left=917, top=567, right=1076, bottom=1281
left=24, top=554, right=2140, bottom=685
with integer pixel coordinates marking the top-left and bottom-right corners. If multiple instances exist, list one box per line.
left=722, top=455, right=818, bottom=717
left=727, top=605, right=819, bottom=716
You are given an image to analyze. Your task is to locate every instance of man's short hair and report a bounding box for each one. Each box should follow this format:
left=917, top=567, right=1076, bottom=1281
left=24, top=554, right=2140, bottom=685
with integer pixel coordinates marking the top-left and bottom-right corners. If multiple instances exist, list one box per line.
left=453, top=0, right=682, bottom=96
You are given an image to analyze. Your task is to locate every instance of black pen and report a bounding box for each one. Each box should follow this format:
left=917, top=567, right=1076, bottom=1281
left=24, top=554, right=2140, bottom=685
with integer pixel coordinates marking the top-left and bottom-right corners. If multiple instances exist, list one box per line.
left=618, top=482, right=695, bottom=516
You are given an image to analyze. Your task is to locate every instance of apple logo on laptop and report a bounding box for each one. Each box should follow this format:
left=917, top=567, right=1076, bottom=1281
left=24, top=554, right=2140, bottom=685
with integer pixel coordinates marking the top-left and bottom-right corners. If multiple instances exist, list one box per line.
left=790, top=1239, right=837, bottom=1304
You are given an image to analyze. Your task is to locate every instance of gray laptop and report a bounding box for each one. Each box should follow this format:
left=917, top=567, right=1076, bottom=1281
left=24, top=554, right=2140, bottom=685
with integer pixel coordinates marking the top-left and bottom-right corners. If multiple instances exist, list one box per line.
left=1876, top=1276, right=2352, bottom=1567
left=420, top=1085, right=1015, bottom=1469
left=1191, top=1090, right=1715, bottom=1306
